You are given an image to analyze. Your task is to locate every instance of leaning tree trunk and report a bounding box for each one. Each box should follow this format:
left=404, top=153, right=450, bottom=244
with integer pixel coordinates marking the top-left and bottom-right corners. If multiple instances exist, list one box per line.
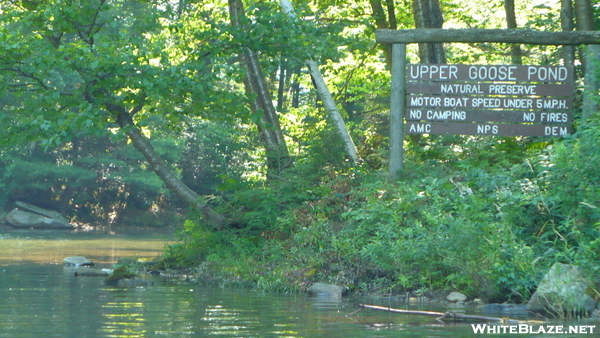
left=278, top=0, right=362, bottom=164
left=107, top=103, right=226, bottom=228
left=229, top=0, right=293, bottom=177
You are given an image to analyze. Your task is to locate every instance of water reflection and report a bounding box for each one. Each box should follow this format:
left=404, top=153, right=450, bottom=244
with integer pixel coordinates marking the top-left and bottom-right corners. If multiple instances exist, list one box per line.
left=101, top=301, right=147, bottom=337
left=0, top=229, right=171, bottom=264
left=1, top=230, right=597, bottom=338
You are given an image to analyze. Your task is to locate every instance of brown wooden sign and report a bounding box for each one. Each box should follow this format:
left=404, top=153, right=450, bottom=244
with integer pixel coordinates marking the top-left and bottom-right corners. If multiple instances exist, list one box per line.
left=406, top=122, right=571, bottom=137
left=407, top=82, right=573, bottom=96
left=406, top=109, right=571, bottom=123
left=405, top=63, right=574, bottom=137
left=407, top=64, right=574, bottom=82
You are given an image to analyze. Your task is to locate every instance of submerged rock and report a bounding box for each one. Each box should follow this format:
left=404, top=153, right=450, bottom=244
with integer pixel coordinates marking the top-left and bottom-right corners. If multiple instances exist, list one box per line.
left=307, top=283, right=347, bottom=297
left=74, top=268, right=110, bottom=276
left=63, top=256, right=95, bottom=267
left=117, top=277, right=153, bottom=287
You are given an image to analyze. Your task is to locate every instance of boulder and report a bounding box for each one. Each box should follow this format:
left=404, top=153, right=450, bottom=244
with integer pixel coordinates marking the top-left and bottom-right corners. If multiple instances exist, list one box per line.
left=446, top=291, right=467, bottom=302
left=5, top=208, right=74, bottom=229
left=307, top=283, right=347, bottom=297
left=63, top=256, right=95, bottom=267
left=105, top=266, right=152, bottom=287
left=527, top=263, right=597, bottom=315
left=15, top=201, right=69, bottom=224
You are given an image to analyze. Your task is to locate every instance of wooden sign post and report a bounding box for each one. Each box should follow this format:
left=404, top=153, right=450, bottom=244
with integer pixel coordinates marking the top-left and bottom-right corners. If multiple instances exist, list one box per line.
left=378, top=28, right=600, bottom=181
left=387, top=44, right=407, bottom=180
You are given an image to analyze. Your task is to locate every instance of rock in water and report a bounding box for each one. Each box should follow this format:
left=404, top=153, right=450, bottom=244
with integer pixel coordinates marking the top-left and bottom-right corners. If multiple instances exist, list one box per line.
left=74, top=268, right=110, bottom=276
left=6, top=209, right=74, bottom=229
left=15, top=201, right=69, bottom=224
left=63, top=256, right=95, bottom=267
left=307, top=283, right=347, bottom=297
left=446, top=291, right=467, bottom=302
left=104, top=266, right=152, bottom=287
left=527, top=263, right=596, bottom=315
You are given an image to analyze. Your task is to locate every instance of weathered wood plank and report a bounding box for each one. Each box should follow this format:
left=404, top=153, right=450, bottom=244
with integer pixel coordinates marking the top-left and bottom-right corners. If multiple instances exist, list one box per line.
left=388, top=43, right=406, bottom=180
left=376, top=28, right=600, bottom=45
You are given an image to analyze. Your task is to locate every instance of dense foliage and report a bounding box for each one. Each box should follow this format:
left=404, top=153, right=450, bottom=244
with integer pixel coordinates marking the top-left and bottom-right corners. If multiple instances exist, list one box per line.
left=1, top=0, right=599, bottom=302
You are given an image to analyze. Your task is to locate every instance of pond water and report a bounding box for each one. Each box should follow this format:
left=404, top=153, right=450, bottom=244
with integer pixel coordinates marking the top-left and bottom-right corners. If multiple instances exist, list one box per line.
left=0, top=227, right=596, bottom=338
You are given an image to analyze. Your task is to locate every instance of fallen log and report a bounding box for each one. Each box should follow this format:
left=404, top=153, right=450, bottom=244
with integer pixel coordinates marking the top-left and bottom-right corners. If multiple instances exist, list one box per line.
left=356, top=304, right=546, bottom=324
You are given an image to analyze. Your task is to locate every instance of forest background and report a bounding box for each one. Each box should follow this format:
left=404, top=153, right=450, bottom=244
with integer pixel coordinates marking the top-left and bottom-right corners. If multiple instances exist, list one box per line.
left=0, top=0, right=599, bottom=302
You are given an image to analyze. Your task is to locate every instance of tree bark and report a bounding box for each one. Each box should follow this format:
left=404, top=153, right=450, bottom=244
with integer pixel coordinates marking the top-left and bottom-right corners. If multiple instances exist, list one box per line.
left=291, top=66, right=301, bottom=108
left=276, top=58, right=287, bottom=112
left=560, top=0, right=576, bottom=65
left=412, top=0, right=446, bottom=63
left=385, top=0, right=397, bottom=30
left=229, top=0, right=292, bottom=176
left=369, top=0, right=392, bottom=65
left=278, top=0, right=361, bottom=163
left=504, top=0, right=523, bottom=64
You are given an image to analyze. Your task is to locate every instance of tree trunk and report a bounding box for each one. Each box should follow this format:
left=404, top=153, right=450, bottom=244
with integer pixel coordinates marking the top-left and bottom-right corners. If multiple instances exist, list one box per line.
left=410, top=0, right=445, bottom=148
left=412, top=0, right=446, bottom=63
left=108, top=104, right=226, bottom=228
left=385, top=0, right=397, bottom=30
left=574, top=0, right=600, bottom=118
left=560, top=0, right=576, bottom=65
left=369, top=0, right=392, bottom=65
left=229, top=0, right=292, bottom=176
left=279, top=0, right=362, bottom=163
left=306, top=60, right=362, bottom=162
left=504, top=0, right=523, bottom=64
left=277, top=58, right=287, bottom=112
left=291, top=66, right=301, bottom=108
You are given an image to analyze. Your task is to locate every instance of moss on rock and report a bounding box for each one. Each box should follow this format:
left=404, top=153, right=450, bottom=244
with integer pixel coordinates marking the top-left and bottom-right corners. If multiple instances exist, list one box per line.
left=105, top=266, right=138, bottom=286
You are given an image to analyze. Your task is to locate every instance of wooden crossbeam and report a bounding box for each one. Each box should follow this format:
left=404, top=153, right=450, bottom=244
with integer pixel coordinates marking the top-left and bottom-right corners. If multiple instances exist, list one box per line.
left=376, top=28, right=600, bottom=45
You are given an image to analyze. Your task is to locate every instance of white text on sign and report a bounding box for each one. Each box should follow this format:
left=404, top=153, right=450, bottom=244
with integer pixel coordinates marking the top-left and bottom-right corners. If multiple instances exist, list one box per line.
left=408, top=64, right=571, bottom=82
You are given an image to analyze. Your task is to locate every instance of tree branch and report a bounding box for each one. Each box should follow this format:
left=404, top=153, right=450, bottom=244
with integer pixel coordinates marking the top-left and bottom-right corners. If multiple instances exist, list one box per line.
left=357, top=304, right=546, bottom=325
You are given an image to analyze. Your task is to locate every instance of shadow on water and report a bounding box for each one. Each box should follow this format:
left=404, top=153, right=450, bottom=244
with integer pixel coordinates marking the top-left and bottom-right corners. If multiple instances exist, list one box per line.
left=0, top=228, right=596, bottom=337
